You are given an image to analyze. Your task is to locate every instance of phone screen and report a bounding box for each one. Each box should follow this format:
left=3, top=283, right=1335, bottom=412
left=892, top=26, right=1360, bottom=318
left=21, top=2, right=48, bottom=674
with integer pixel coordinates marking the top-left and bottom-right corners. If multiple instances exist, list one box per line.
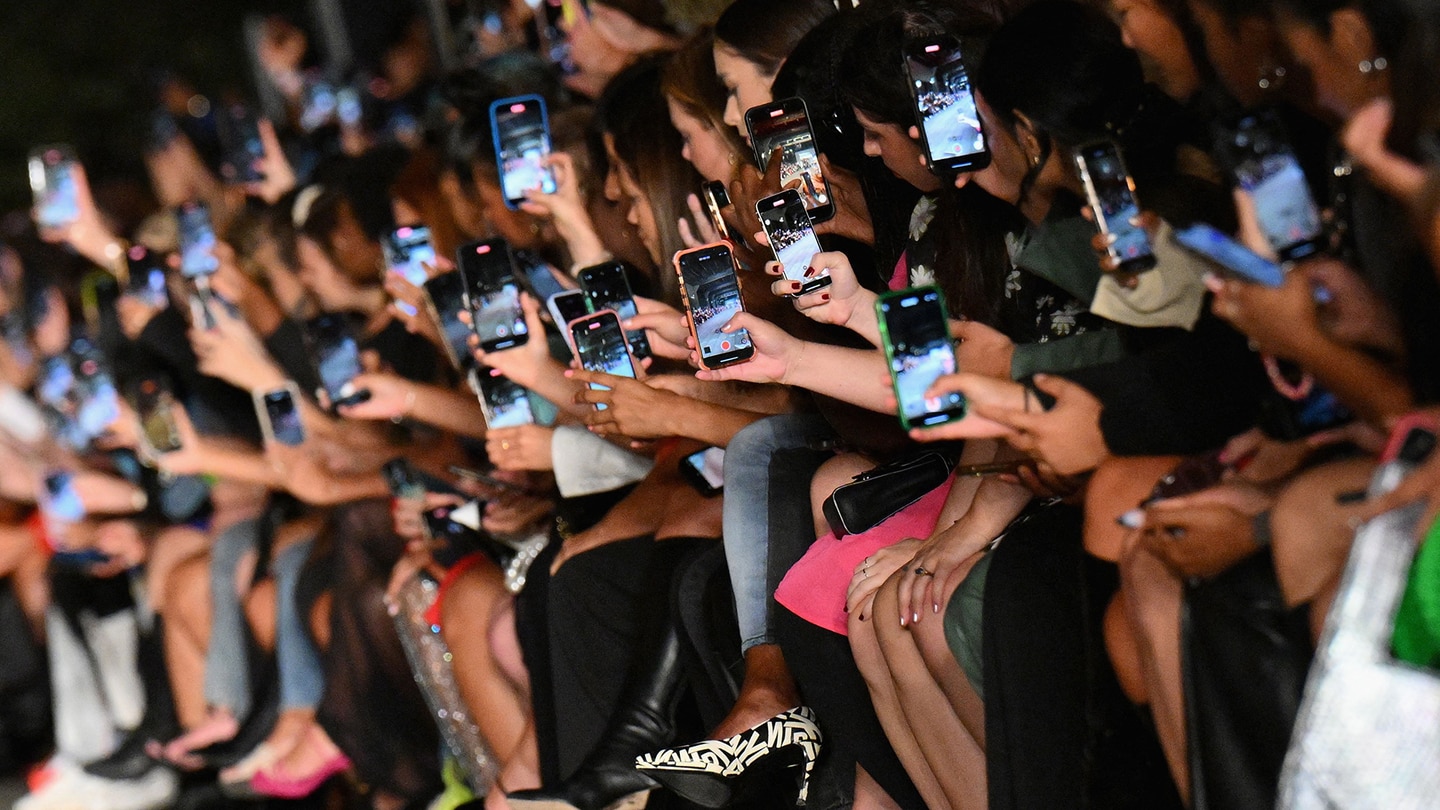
left=904, top=38, right=989, bottom=172
left=176, top=202, right=220, bottom=277
left=757, top=190, right=829, bottom=293
left=125, top=246, right=172, bottom=309
left=337, top=87, right=363, bottom=127
left=578, top=262, right=650, bottom=359
left=42, top=471, right=85, bottom=524
left=423, top=271, right=476, bottom=369
left=878, top=287, right=966, bottom=429
left=675, top=243, right=754, bottom=369
left=476, top=366, right=536, bottom=429
left=1223, top=112, right=1323, bottom=261
left=459, top=240, right=529, bottom=352
left=384, top=225, right=436, bottom=317
left=683, top=447, right=726, bottom=494
left=219, top=104, right=265, bottom=184
left=571, top=312, right=636, bottom=410
left=135, top=377, right=182, bottom=454
left=300, top=79, right=337, bottom=133
left=262, top=387, right=306, bottom=446
left=29, top=146, right=80, bottom=229
left=1076, top=142, right=1156, bottom=274
left=491, top=96, right=557, bottom=208
left=71, top=342, right=120, bottom=441
left=746, top=99, right=833, bottom=220
left=382, top=458, right=427, bottom=501
left=1171, top=223, right=1285, bottom=287
left=306, top=315, right=364, bottom=406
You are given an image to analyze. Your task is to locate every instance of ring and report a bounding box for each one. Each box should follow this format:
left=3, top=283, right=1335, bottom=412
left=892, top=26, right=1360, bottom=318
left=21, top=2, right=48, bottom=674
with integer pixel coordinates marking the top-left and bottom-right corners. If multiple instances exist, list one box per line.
left=914, top=566, right=935, bottom=577
left=862, top=569, right=870, bottom=579
left=501, top=441, right=511, bottom=450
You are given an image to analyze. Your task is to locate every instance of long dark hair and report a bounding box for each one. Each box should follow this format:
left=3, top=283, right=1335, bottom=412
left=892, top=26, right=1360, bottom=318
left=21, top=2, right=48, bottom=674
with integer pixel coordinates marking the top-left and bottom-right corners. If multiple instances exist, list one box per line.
left=593, top=57, right=701, bottom=305
left=713, top=0, right=836, bottom=75
left=835, top=0, right=1018, bottom=325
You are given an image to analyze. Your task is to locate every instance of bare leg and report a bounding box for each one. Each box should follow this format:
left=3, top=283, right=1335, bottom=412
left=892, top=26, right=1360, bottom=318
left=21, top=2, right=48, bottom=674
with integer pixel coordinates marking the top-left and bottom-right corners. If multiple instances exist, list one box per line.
left=163, top=554, right=214, bottom=731
left=873, top=567, right=986, bottom=810
left=440, top=563, right=532, bottom=768
left=853, top=764, right=905, bottom=810
left=1270, top=458, right=1373, bottom=616
left=1119, top=537, right=1187, bottom=803
left=849, top=589, right=951, bottom=809
left=709, top=644, right=802, bottom=739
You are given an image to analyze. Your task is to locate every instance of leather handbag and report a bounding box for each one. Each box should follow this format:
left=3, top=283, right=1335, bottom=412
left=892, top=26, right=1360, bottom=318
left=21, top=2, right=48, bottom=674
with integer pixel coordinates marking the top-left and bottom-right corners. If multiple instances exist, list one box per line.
left=823, top=452, right=954, bottom=538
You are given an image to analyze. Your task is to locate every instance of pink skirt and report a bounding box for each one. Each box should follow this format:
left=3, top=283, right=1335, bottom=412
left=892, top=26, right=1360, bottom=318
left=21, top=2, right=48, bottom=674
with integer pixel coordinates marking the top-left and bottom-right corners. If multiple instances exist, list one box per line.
left=774, top=474, right=957, bottom=636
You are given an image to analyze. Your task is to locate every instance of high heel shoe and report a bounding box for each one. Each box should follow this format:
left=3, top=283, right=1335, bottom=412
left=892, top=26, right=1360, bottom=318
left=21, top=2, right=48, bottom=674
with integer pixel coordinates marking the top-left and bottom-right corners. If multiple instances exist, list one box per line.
left=634, top=706, right=823, bottom=807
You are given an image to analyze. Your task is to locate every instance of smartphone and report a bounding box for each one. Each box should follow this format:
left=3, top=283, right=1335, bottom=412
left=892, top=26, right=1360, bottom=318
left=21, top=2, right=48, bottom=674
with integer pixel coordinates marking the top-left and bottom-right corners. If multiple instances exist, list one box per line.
left=424, top=501, right=485, bottom=567
left=1217, top=111, right=1323, bottom=262
left=1171, top=222, right=1286, bottom=287
left=255, top=383, right=306, bottom=446
left=757, top=189, right=829, bottom=294
left=124, top=246, right=172, bottom=309
left=902, top=36, right=990, bottom=173
left=133, top=377, right=182, bottom=455
left=701, top=180, right=734, bottom=243
left=448, top=465, right=535, bottom=496
left=458, top=239, right=529, bottom=352
left=680, top=446, right=725, bottom=497
left=513, top=249, right=571, bottom=304
left=383, top=225, right=437, bottom=317
left=299, top=79, right=338, bottom=133
left=569, top=311, right=637, bottom=411
left=744, top=97, right=834, bottom=222
left=876, top=287, right=966, bottom=430
left=29, top=145, right=80, bottom=229
left=303, top=314, right=369, bottom=410
left=674, top=242, right=754, bottom=370
left=41, top=470, right=86, bottom=525
left=489, top=95, right=557, bottom=210
left=473, top=366, right=536, bottom=429
left=336, top=86, right=364, bottom=128
left=176, top=202, right=220, bottom=278
left=70, top=340, right=120, bottom=441
left=382, top=457, right=428, bottom=501
left=547, top=290, right=589, bottom=334
left=577, top=262, right=650, bottom=360
left=218, top=103, right=266, bottom=184
left=1074, top=141, right=1157, bottom=275
left=423, top=270, right=477, bottom=370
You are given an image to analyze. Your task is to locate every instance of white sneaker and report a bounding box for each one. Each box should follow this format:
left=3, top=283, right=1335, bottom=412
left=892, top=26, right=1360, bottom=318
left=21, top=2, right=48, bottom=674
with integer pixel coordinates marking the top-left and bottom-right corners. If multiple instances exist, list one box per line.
left=13, top=758, right=89, bottom=810
left=66, top=769, right=177, bottom=810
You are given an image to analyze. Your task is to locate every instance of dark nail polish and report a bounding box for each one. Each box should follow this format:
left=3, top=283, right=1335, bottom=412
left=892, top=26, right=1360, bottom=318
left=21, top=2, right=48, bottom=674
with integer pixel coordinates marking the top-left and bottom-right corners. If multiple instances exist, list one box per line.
left=820, top=294, right=830, bottom=302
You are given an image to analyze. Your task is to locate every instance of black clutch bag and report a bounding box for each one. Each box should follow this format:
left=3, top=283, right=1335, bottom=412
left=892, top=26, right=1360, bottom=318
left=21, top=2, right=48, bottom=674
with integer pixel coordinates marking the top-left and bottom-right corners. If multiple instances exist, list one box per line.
left=823, top=452, right=955, bottom=538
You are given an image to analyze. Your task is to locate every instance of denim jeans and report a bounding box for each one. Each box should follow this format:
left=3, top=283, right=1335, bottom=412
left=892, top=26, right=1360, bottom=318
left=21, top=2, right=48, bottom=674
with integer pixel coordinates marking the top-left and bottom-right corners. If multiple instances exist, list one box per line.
left=722, top=413, right=835, bottom=652
left=273, top=538, right=322, bottom=710
left=203, top=519, right=257, bottom=717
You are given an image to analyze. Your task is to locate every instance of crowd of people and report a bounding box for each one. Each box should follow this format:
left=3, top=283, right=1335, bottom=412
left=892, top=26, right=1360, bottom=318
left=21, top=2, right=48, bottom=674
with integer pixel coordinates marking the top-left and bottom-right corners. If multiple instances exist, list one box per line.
left=1, top=0, right=1439, bottom=808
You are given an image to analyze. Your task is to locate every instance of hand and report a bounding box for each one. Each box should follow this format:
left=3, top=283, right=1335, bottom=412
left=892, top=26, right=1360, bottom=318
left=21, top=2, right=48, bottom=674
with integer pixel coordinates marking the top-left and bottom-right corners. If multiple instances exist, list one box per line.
left=952, top=319, right=1015, bottom=379
left=1340, top=98, right=1428, bottom=202
left=677, top=193, right=723, bottom=249
left=35, top=164, right=123, bottom=272
left=726, top=148, right=785, bottom=250
left=977, top=374, right=1109, bottom=476
left=1086, top=209, right=1161, bottom=287
left=392, top=491, right=463, bottom=543
left=155, top=401, right=207, bottom=478
left=336, top=372, right=413, bottom=421
left=624, top=296, right=692, bottom=360
left=385, top=545, right=441, bottom=610
left=770, top=249, right=871, bottom=330
left=845, top=539, right=922, bottom=622
left=894, top=518, right=999, bottom=628
left=94, top=519, right=147, bottom=569
left=1137, top=481, right=1272, bottom=580
left=469, top=293, right=555, bottom=389
left=1005, top=460, right=1085, bottom=500
left=1206, top=270, right=1324, bottom=360
left=569, top=369, right=685, bottom=439
left=1359, top=412, right=1440, bottom=540
left=1303, top=258, right=1405, bottom=354
left=208, top=242, right=266, bottom=311
left=519, top=153, right=607, bottom=265
left=188, top=297, right=285, bottom=391
left=903, top=372, right=1024, bottom=442
left=691, top=312, right=804, bottom=385
left=810, top=154, right=874, bottom=246
left=243, top=119, right=296, bottom=203
left=95, top=397, right=142, bottom=454
left=70, top=471, right=146, bottom=515
left=486, top=424, right=555, bottom=471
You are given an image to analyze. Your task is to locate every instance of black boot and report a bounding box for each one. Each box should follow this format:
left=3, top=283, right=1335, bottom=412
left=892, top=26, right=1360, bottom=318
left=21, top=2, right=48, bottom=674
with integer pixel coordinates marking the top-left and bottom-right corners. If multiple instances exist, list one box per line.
left=507, top=539, right=710, bottom=810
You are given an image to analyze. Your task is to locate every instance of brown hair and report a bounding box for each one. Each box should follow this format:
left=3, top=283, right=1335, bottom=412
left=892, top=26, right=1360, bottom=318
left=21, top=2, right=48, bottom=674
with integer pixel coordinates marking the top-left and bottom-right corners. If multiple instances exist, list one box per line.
left=661, top=31, right=747, bottom=158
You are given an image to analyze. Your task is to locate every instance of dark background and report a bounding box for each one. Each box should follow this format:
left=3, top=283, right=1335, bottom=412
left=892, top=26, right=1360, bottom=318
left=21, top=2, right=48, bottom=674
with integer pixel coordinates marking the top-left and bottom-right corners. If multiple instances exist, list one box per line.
left=0, top=1, right=303, bottom=215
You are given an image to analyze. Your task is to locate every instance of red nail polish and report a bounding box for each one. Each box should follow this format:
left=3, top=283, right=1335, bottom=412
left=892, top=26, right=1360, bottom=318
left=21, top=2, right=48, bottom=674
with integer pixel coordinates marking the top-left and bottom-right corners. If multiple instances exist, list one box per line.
left=820, top=293, right=830, bottom=301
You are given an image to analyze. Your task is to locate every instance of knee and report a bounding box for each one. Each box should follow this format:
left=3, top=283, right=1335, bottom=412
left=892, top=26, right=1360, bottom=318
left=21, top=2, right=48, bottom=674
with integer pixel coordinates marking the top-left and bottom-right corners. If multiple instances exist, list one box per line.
left=163, top=554, right=211, bottom=620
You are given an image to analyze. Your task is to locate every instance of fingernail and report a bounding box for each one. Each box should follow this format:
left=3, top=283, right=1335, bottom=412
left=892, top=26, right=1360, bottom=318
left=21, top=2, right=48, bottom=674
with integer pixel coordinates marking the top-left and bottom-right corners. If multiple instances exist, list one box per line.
left=933, top=603, right=939, bottom=614
left=1117, top=509, right=1145, bottom=529
left=912, top=612, right=919, bottom=624
left=820, top=293, right=830, bottom=301
left=804, top=265, right=816, bottom=278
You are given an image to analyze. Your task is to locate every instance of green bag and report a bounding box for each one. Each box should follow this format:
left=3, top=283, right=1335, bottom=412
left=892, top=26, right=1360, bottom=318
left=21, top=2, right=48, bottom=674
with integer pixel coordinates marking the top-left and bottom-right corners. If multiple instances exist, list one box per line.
left=1392, top=515, right=1440, bottom=669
